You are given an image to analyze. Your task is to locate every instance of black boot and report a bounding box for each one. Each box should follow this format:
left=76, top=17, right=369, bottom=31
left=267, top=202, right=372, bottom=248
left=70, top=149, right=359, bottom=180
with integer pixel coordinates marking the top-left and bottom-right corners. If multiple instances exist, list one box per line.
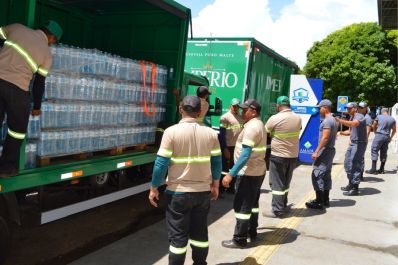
left=323, top=190, right=330, bottom=207
left=343, top=184, right=359, bottom=196
left=378, top=162, right=385, bottom=174
left=305, top=191, right=324, bottom=209
left=365, top=161, right=378, bottom=175
left=341, top=183, right=353, bottom=191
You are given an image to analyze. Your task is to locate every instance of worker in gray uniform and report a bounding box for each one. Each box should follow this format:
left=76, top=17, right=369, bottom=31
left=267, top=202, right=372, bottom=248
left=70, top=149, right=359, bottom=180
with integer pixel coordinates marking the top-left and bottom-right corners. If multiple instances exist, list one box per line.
left=365, top=108, right=396, bottom=174
left=335, top=102, right=367, bottom=196
left=358, top=102, right=373, bottom=180
left=305, top=99, right=338, bottom=209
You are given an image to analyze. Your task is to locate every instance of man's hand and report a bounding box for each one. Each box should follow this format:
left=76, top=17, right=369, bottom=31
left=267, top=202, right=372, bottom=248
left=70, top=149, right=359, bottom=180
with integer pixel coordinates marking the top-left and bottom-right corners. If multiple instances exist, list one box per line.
left=148, top=187, right=159, bottom=207
left=223, top=148, right=231, bottom=160
left=210, top=181, right=219, bottom=201
left=311, top=151, right=318, bottom=161
left=222, top=174, right=233, bottom=188
left=31, top=109, right=41, bottom=116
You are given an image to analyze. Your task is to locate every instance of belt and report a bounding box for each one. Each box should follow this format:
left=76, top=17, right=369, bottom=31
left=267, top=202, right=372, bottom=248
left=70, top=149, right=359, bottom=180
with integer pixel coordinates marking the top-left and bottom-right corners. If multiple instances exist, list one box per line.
left=351, top=140, right=367, bottom=143
left=375, top=132, right=389, bottom=136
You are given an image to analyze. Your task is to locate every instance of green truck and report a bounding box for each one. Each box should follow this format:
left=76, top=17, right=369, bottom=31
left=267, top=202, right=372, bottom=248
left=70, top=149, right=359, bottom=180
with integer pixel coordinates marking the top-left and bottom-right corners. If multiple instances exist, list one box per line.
left=0, top=1, right=216, bottom=262
left=185, top=38, right=299, bottom=127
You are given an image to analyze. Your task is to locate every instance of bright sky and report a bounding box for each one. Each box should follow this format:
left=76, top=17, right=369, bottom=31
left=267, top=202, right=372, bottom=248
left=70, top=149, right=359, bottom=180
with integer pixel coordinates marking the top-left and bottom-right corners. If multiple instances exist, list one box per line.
left=177, top=0, right=378, bottom=68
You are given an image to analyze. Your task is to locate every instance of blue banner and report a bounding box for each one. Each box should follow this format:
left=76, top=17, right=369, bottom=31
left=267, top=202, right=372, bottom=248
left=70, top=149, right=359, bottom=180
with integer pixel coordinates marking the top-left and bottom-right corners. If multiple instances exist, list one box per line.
left=290, top=76, right=323, bottom=164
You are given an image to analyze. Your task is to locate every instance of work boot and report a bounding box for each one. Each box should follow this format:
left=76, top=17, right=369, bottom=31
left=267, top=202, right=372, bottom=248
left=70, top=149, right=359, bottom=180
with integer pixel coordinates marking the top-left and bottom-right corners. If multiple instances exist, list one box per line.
left=323, top=190, right=330, bottom=207
left=305, top=191, right=324, bottom=209
left=365, top=161, right=378, bottom=175
left=378, top=162, right=385, bottom=174
left=221, top=239, right=247, bottom=249
left=343, top=184, right=359, bottom=196
left=340, top=183, right=353, bottom=191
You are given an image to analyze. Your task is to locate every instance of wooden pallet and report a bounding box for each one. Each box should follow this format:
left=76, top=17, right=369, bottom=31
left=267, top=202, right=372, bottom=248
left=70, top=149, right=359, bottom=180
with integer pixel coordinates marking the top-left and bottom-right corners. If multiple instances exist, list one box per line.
left=38, top=144, right=148, bottom=167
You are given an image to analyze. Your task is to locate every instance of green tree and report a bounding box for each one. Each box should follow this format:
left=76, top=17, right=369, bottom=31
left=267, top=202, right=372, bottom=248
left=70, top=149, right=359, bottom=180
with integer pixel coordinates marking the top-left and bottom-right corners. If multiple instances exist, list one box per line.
left=304, top=23, right=397, bottom=107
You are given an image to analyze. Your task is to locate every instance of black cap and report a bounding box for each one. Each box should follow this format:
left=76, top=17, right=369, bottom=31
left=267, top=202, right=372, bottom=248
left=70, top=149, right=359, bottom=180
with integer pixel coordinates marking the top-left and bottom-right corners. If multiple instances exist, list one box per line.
left=239, top=99, right=262, bottom=112
left=182, top=96, right=201, bottom=113
left=196, top=86, right=211, bottom=97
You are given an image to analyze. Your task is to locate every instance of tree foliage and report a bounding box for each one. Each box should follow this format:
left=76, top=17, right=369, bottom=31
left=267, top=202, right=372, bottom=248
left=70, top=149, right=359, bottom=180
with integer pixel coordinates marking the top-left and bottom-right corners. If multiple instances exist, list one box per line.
left=304, top=23, right=397, bottom=107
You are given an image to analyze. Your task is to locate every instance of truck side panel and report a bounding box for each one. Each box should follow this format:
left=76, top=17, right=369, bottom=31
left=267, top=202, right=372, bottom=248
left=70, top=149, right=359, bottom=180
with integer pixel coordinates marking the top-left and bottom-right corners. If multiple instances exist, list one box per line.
left=247, top=47, right=295, bottom=121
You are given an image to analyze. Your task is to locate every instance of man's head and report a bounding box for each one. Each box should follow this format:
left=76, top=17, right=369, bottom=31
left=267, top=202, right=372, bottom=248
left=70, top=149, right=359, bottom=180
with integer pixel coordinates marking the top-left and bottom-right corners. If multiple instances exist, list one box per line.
left=381, top=108, right=389, bottom=114
left=358, top=102, right=368, bottom=115
left=239, top=99, right=261, bottom=122
left=196, top=86, right=211, bottom=99
left=346, top=102, right=358, bottom=116
left=40, top=20, right=63, bottom=45
left=276, top=96, right=290, bottom=112
left=316, top=99, right=332, bottom=117
left=179, top=96, right=201, bottom=118
left=230, top=98, right=240, bottom=114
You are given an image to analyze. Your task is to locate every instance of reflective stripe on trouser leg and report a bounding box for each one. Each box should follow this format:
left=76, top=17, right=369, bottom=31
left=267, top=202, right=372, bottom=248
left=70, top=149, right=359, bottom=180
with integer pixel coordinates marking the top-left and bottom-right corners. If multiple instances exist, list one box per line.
left=269, top=155, right=295, bottom=213
left=7, top=128, right=25, bottom=140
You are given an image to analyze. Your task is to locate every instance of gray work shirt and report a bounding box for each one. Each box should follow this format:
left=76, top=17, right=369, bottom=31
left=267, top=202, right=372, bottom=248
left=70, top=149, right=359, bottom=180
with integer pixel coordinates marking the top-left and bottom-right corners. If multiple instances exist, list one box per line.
left=364, top=114, right=373, bottom=127
left=350, top=113, right=367, bottom=142
left=376, top=115, right=396, bottom=135
left=320, top=116, right=338, bottom=148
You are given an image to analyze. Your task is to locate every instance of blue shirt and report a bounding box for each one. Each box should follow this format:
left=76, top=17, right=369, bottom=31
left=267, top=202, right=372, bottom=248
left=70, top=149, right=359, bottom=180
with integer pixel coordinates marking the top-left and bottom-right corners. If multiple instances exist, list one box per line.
left=376, top=115, right=396, bottom=135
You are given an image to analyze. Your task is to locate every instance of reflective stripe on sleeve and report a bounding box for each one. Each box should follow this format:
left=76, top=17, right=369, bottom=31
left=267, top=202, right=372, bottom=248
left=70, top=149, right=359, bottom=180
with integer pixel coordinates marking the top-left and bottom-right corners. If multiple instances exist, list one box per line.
left=37, top=67, right=49, bottom=77
left=211, top=148, right=222, bottom=156
left=7, top=128, right=26, bottom=140
left=0, top=27, right=6, bottom=39
left=157, top=148, right=173, bottom=157
left=252, top=146, right=267, bottom=153
left=189, top=239, right=209, bottom=248
left=235, top=212, right=251, bottom=220
left=170, top=156, right=211, bottom=164
left=272, top=131, right=300, bottom=138
left=251, top=208, right=260, bottom=213
left=242, top=139, right=255, bottom=147
left=169, top=245, right=187, bottom=254
left=156, top=128, right=165, bottom=133
left=4, top=40, right=38, bottom=73
left=271, top=189, right=289, bottom=195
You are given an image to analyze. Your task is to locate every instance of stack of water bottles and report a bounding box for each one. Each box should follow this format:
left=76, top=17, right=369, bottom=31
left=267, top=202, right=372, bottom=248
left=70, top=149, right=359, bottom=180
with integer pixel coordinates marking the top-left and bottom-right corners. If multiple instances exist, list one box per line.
left=34, top=44, right=168, bottom=159
left=0, top=116, right=40, bottom=169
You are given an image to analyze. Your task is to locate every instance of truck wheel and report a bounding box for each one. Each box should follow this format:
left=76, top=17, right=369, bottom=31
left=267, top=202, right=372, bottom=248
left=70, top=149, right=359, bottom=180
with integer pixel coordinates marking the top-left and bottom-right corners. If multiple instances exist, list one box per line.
left=0, top=216, right=10, bottom=265
left=89, top=172, right=110, bottom=187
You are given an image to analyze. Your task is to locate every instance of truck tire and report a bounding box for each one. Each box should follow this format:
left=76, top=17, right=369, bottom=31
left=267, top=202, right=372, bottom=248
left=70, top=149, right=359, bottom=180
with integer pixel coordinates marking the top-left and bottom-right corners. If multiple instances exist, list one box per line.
left=0, top=216, right=10, bottom=265
left=89, top=172, right=110, bottom=187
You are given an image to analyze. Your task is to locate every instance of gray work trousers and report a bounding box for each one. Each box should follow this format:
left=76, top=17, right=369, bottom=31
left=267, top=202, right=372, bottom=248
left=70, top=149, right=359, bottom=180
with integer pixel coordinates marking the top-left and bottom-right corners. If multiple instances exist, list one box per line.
left=269, top=155, right=297, bottom=214
left=344, top=142, right=367, bottom=185
left=312, top=147, right=336, bottom=191
left=371, top=133, right=390, bottom=163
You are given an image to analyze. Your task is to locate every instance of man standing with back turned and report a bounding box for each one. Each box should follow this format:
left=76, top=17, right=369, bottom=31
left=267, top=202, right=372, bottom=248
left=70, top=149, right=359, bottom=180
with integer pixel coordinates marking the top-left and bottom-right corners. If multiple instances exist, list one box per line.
left=0, top=21, right=62, bottom=177
left=149, top=96, right=222, bottom=265
left=263, top=96, right=301, bottom=218
left=366, top=108, right=396, bottom=174
left=305, top=99, right=338, bottom=209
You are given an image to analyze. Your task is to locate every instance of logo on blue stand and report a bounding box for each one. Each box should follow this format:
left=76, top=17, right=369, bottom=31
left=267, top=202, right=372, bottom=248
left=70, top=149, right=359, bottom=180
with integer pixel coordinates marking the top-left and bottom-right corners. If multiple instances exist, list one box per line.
left=292, top=88, right=309, bottom=103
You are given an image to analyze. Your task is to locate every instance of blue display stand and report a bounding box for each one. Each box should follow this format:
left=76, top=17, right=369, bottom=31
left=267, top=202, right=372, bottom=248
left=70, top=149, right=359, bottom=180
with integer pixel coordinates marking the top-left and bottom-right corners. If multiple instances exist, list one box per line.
left=289, top=75, right=323, bottom=164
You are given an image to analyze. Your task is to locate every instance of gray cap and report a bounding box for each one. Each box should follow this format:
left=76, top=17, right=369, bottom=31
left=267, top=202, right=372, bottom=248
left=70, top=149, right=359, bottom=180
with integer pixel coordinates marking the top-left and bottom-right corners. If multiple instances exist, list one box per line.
left=316, top=99, right=332, bottom=107
left=346, top=102, right=358, bottom=108
left=381, top=108, right=389, bottom=113
left=239, top=99, right=262, bottom=112
left=358, top=102, right=368, bottom=108
left=182, top=96, right=201, bottom=113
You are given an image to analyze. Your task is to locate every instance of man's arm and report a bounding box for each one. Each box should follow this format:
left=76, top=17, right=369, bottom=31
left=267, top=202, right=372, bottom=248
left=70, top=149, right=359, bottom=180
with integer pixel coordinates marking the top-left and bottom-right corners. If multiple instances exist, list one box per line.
left=312, top=128, right=331, bottom=160
left=390, top=124, right=396, bottom=142
left=31, top=74, right=46, bottom=115
left=148, top=155, right=170, bottom=207
left=336, top=117, right=360, bottom=128
left=372, top=119, right=378, bottom=133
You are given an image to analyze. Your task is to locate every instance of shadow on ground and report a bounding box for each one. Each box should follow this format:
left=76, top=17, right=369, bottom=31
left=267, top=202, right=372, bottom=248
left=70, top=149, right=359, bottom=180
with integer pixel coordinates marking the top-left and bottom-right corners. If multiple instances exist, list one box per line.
left=358, top=187, right=381, bottom=196
left=362, top=176, right=385, bottom=183
left=253, top=227, right=300, bottom=246
left=329, top=199, right=356, bottom=207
